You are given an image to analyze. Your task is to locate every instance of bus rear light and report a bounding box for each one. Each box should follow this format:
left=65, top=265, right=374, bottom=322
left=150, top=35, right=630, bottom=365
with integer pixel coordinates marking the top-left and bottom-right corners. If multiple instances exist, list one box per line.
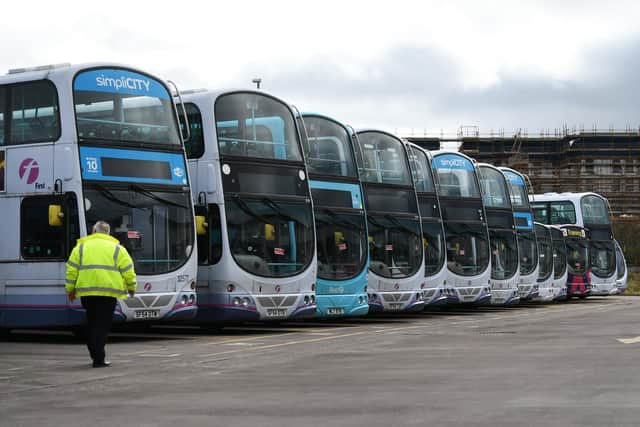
left=227, top=284, right=235, bottom=293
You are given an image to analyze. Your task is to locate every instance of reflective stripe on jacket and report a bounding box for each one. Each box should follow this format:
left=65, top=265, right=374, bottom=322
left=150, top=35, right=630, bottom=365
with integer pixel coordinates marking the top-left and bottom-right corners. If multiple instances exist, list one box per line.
left=65, top=233, right=137, bottom=299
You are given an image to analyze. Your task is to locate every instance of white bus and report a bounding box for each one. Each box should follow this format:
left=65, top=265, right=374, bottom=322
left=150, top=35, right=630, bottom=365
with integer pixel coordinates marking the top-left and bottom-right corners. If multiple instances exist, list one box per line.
left=354, top=130, right=425, bottom=312
left=181, top=89, right=317, bottom=323
left=533, top=222, right=554, bottom=302
left=478, top=163, right=520, bottom=305
left=614, top=240, right=628, bottom=294
left=432, top=152, right=491, bottom=304
left=549, top=225, right=568, bottom=301
left=407, top=143, right=448, bottom=306
left=499, top=167, right=539, bottom=301
left=531, top=192, right=617, bottom=296
left=0, top=63, right=198, bottom=331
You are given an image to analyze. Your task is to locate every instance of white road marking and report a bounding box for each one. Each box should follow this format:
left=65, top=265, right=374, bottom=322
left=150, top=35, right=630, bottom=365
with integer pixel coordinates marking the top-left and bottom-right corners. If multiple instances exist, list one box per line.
left=617, top=336, right=640, bottom=344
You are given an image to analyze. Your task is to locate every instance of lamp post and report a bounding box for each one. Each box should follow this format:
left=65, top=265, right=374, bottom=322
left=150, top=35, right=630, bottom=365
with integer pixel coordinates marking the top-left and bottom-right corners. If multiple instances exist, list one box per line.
left=252, top=78, right=262, bottom=90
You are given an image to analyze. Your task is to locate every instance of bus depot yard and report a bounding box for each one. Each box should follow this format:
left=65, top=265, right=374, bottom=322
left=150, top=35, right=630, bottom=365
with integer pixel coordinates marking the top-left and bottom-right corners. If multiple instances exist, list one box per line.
left=2, top=296, right=640, bottom=427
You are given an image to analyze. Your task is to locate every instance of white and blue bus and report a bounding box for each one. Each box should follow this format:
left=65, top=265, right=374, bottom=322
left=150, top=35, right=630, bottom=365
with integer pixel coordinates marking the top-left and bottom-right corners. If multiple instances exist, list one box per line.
left=354, top=130, right=425, bottom=312
left=432, top=152, right=491, bottom=304
left=478, top=163, right=520, bottom=305
left=499, top=167, right=539, bottom=301
left=0, top=63, right=198, bottom=331
left=299, top=113, right=369, bottom=317
left=407, top=143, right=448, bottom=306
left=181, top=89, right=317, bottom=323
left=531, top=192, right=617, bottom=296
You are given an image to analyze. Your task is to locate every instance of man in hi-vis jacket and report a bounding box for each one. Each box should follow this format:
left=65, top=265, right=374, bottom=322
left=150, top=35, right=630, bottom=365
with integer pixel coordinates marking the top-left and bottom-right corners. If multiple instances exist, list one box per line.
left=66, top=221, right=137, bottom=368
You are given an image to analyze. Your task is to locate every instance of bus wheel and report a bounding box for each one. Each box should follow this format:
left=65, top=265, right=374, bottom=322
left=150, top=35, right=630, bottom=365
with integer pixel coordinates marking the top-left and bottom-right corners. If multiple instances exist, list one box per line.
left=578, top=295, right=588, bottom=300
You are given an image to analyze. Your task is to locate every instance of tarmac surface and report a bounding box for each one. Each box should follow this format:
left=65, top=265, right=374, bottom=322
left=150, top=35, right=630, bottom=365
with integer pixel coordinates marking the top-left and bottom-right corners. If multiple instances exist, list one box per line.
left=1, top=296, right=640, bottom=427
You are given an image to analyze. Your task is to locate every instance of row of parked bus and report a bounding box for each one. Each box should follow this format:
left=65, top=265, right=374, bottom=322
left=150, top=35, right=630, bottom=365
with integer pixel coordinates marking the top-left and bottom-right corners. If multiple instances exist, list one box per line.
left=0, top=62, right=629, bottom=332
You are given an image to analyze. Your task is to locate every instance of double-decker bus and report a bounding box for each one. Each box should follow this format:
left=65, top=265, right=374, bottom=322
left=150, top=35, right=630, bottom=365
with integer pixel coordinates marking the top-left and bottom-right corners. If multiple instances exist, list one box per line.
left=549, top=225, right=568, bottom=301
left=432, top=152, right=491, bottom=304
left=407, top=143, right=448, bottom=306
left=499, top=167, right=539, bottom=301
left=181, top=89, right=316, bottom=322
left=0, top=63, right=198, bottom=331
left=478, top=163, right=519, bottom=305
left=298, top=112, right=368, bottom=318
left=354, top=130, right=424, bottom=312
left=615, top=240, right=628, bottom=294
left=531, top=192, right=617, bottom=296
left=560, top=225, right=591, bottom=298
left=533, top=222, right=554, bottom=302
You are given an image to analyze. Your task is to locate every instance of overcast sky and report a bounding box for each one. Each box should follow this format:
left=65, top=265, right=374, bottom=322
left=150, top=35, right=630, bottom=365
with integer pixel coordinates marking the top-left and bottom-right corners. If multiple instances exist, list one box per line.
left=3, top=0, right=640, bottom=136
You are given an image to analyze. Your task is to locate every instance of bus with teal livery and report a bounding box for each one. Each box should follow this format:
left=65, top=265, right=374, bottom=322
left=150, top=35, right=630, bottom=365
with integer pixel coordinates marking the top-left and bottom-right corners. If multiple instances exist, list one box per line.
left=354, top=130, right=425, bottom=312
left=181, top=89, right=317, bottom=323
left=499, top=167, right=539, bottom=301
left=407, top=143, right=448, bottom=306
left=298, top=112, right=368, bottom=317
left=0, top=63, right=198, bottom=332
left=432, top=152, right=491, bottom=304
left=478, top=163, right=520, bottom=305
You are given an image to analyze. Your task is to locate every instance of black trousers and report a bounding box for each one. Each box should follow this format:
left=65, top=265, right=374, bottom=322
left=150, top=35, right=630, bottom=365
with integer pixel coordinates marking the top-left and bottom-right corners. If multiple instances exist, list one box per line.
left=81, top=296, right=117, bottom=363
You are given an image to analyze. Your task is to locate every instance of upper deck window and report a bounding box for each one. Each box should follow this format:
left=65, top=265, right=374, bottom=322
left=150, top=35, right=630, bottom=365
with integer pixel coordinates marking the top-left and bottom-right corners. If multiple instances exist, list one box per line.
left=479, top=166, right=510, bottom=209
left=73, top=68, right=181, bottom=146
left=550, top=201, right=576, bottom=225
left=302, top=116, right=356, bottom=178
left=357, top=132, right=411, bottom=186
left=408, top=146, right=435, bottom=193
left=580, top=195, right=611, bottom=225
left=0, top=80, right=60, bottom=145
left=177, top=103, right=205, bottom=158
left=215, top=93, right=302, bottom=162
left=432, top=154, right=480, bottom=198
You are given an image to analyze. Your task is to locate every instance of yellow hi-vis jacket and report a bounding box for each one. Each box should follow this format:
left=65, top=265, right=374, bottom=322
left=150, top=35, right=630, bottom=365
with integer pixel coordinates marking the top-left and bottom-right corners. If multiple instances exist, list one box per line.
left=65, top=233, right=137, bottom=299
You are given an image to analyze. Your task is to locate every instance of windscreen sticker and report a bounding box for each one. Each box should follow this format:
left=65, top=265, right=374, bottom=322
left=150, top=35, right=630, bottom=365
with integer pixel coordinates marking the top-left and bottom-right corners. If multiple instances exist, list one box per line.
left=74, top=68, right=170, bottom=100
left=433, top=154, right=474, bottom=170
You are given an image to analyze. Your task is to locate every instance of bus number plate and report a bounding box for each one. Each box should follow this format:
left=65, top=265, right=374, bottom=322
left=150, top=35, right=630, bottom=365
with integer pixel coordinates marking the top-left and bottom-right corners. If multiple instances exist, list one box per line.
left=327, top=307, right=344, bottom=315
left=388, top=303, right=404, bottom=311
left=493, top=298, right=504, bottom=304
left=266, top=308, right=287, bottom=318
left=134, top=310, right=160, bottom=319
left=463, top=296, right=475, bottom=301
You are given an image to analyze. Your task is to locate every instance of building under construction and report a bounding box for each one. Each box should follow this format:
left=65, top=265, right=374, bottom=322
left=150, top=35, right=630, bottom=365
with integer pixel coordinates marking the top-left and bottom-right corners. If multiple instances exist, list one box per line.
left=404, top=127, right=640, bottom=265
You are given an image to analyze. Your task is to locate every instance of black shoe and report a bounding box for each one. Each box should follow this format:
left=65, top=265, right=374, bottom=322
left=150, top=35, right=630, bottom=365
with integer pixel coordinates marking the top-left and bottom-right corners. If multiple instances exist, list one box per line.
left=92, top=360, right=111, bottom=368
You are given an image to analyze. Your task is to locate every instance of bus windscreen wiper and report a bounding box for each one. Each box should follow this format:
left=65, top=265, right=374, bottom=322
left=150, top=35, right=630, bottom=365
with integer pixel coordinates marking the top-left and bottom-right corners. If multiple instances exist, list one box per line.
left=91, top=183, right=138, bottom=209
left=129, top=184, right=188, bottom=209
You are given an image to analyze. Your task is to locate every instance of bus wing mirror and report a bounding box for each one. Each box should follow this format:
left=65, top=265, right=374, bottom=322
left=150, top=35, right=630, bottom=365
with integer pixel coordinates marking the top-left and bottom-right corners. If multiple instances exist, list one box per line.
left=48, top=205, right=64, bottom=227
left=195, top=215, right=208, bottom=235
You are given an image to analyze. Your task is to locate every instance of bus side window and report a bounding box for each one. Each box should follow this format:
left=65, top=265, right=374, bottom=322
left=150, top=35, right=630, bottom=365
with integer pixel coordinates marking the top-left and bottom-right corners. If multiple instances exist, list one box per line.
left=9, top=80, right=60, bottom=145
left=177, top=103, right=205, bottom=159
left=21, top=194, right=79, bottom=260
left=197, top=204, right=223, bottom=265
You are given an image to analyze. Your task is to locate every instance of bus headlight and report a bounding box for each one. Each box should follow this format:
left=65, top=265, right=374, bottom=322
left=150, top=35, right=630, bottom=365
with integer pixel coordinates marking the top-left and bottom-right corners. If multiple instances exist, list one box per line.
left=232, top=297, right=241, bottom=306
left=181, top=295, right=188, bottom=305
left=189, top=294, right=196, bottom=304
left=227, top=284, right=235, bottom=293
left=310, top=295, right=316, bottom=304
left=241, top=298, right=250, bottom=307
left=303, top=295, right=310, bottom=305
